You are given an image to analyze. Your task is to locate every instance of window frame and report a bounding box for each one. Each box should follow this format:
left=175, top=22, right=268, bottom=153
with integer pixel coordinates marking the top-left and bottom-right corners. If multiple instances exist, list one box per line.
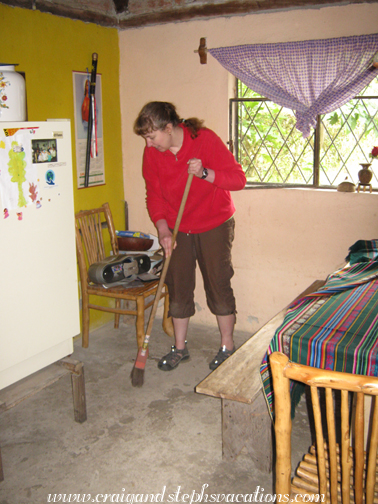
left=230, top=79, right=378, bottom=190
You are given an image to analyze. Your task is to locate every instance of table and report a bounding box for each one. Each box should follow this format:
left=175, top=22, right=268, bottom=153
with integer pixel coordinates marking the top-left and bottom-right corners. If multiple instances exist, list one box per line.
left=261, top=257, right=378, bottom=417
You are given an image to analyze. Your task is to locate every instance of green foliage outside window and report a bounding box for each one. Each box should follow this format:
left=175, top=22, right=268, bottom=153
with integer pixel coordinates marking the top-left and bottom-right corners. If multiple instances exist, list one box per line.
left=235, top=77, right=378, bottom=188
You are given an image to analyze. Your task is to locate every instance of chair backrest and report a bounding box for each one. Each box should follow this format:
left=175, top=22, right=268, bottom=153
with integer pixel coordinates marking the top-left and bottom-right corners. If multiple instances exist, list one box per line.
left=75, top=203, right=119, bottom=285
left=270, top=351, right=378, bottom=504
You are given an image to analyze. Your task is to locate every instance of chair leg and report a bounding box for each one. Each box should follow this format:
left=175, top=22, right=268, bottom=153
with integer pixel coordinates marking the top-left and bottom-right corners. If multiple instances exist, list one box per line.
left=136, top=295, right=145, bottom=349
left=114, top=299, right=120, bottom=329
left=162, top=289, right=174, bottom=338
left=81, top=295, right=90, bottom=348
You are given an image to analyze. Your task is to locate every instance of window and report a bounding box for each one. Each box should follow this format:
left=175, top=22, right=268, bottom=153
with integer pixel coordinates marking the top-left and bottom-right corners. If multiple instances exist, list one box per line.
left=230, top=77, right=378, bottom=189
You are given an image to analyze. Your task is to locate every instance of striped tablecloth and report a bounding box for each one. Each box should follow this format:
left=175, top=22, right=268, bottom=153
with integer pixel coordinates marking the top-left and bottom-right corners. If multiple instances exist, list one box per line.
left=261, top=241, right=378, bottom=416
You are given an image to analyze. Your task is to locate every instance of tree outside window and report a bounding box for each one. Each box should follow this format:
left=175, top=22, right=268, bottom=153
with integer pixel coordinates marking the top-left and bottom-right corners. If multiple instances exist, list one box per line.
left=231, top=76, right=378, bottom=189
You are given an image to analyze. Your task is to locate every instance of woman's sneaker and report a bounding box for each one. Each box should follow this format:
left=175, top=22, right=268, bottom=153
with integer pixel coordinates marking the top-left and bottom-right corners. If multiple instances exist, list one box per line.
left=209, top=345, right=235, bottom=370
left=158, top=344, right=190, bottom=371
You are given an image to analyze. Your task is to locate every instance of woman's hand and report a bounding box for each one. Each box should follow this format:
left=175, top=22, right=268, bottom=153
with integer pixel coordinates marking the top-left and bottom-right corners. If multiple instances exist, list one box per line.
left=159, top=229, right=175, bottom=258
left=187, top=158, right=215, bottom=183
left=156, top=219, right=176, bottom=257
left=187, top=158, right=204, bottom=178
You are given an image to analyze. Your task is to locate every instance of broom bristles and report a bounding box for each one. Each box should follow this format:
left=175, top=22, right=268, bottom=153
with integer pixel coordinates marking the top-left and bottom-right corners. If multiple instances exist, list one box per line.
left=130, top=347, right=148, bottom=387
left=130, top=366, right=144, bottom=388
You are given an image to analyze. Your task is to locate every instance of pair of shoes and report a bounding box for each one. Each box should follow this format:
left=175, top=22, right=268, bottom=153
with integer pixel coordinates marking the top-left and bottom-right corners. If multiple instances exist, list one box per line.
left=158, top=344, right=190, bottom=371
left=209, top=345, right=235, bottom=370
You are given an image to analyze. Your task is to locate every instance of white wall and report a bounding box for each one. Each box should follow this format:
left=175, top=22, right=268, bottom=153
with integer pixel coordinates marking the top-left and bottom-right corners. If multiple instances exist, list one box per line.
left=119, top=4, right=378, bottom=334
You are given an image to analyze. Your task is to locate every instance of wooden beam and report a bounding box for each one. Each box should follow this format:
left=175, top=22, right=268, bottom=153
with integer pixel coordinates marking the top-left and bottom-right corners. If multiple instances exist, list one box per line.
left=118, top=0, right=378, bottom=29
left=3, top=0, right=378, bottom=29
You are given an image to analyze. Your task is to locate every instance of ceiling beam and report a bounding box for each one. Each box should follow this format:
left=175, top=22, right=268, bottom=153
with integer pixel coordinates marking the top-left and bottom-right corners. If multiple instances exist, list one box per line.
left=117, top=0, right=378, bottom=28
left=2, top=0, right=378, bottom=29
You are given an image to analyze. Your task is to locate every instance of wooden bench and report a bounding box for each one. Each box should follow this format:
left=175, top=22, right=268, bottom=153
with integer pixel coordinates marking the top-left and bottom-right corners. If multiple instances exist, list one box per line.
left=0, top=357, right=87, bottom=482
left=195, top=280, right=325, bottom=472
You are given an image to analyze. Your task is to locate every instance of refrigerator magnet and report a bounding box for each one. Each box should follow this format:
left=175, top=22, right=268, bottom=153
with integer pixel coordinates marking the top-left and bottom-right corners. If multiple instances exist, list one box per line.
left=45, top=169, right=55, bottom=186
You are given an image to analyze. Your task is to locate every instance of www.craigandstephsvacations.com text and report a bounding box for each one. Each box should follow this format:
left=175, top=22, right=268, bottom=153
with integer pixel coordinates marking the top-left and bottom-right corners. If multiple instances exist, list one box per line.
left=46, top=485, right=326, bottom=503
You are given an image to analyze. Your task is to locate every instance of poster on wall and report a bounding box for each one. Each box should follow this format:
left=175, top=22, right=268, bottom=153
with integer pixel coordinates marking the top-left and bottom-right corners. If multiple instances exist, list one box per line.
left=73, top=71, right=105, bottom=188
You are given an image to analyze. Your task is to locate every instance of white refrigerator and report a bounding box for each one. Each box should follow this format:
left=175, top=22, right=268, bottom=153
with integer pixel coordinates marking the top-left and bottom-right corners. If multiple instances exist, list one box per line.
left=0, top=120, right=80, bottom=390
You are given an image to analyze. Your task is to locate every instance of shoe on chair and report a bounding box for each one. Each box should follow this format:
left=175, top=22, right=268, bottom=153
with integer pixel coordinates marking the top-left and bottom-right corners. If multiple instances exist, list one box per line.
left=158, top=344, right=190, bottom=371
left=209, top=345, right=235, bottom=370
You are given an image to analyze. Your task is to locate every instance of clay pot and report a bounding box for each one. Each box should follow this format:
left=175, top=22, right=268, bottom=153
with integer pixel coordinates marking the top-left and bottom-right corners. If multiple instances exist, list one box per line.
left=358, top=163, right=373, bottom=185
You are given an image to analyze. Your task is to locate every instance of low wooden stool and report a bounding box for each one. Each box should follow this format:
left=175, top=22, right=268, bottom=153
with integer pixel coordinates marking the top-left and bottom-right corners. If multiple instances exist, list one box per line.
left=0, top=357, right=87, bottom=482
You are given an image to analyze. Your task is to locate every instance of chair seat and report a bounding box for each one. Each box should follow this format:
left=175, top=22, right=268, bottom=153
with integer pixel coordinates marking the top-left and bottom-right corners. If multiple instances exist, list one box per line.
left=87, top=279, right=160, bottom=297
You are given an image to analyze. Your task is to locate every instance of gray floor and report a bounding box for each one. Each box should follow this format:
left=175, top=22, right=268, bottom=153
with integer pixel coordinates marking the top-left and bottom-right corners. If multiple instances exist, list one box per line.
left=0, top=316, right=312, bottom=503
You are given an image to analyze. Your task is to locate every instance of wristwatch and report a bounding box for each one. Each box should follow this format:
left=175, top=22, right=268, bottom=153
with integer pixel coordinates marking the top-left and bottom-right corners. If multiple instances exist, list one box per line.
left=201, top=168, right=209, bottom=180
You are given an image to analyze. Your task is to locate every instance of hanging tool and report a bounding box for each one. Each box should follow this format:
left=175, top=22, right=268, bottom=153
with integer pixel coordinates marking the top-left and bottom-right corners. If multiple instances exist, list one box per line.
left=130, top=173, right=194, bottom=388
left=84, top=53, right=98, bottom=188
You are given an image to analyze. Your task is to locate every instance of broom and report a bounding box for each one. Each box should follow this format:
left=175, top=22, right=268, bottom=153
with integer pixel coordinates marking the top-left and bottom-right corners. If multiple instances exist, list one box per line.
left=130, top=173, right=194, bottom=387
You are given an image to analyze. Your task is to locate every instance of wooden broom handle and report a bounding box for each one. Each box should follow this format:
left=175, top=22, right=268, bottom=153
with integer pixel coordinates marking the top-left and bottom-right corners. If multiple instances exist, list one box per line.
left=145, top=173, right=194, bottom=338
left=171, top=173, right=194, bottom=244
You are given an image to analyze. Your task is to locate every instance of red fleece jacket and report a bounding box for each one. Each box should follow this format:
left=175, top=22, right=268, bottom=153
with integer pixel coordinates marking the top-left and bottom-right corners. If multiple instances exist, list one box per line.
left=142, top=125, right=246, bottom=234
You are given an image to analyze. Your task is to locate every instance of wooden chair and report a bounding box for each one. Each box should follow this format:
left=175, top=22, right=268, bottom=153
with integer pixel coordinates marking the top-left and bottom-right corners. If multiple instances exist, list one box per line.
left=75, top=202, right=174, bottom=348
left=270, top=351, right=378, bottom=504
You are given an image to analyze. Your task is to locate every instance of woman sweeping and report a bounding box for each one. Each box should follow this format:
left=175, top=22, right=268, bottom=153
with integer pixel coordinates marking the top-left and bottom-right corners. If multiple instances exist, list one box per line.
left=134, top=102, right=246, bottom=372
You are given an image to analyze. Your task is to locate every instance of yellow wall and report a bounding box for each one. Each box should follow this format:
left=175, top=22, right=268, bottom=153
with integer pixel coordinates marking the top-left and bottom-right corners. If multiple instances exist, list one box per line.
left=2, top=3, right=125, bottom=330
left=119, top=3, right=378, bottom=335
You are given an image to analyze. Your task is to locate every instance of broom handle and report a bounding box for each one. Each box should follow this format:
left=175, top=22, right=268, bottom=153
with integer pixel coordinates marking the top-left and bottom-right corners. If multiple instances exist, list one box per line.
left=143, top=173, right=194, bottom=344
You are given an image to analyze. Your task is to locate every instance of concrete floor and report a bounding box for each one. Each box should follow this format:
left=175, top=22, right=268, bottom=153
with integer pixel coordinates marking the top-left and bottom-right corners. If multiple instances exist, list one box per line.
left=0, top=316, right=312, bottom=503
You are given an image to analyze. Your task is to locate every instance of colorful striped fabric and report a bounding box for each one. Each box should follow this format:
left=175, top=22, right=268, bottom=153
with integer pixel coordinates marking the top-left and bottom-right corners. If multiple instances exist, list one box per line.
left=346, top=239, right=378, bottom=264
left=261, top=254, right=378, bottom=417
left=294, top=260, right=378, bottom=298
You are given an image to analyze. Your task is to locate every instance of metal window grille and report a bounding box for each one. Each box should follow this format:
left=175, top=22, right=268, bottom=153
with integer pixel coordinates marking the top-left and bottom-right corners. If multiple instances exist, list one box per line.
left=230, top=78, right=378, bottom=189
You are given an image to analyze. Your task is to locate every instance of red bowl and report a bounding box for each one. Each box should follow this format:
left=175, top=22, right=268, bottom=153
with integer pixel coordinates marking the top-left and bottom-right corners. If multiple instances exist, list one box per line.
left=117, top=236, right=154, bottom=251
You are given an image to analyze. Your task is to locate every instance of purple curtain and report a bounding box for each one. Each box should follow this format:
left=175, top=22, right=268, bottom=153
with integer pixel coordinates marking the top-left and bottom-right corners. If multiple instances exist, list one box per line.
left=209, top=34, right=378, bottom=137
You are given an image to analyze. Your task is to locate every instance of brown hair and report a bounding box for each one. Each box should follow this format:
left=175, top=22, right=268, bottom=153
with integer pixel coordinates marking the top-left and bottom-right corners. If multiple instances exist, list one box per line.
left=133, top=101, right=204, bottom=139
